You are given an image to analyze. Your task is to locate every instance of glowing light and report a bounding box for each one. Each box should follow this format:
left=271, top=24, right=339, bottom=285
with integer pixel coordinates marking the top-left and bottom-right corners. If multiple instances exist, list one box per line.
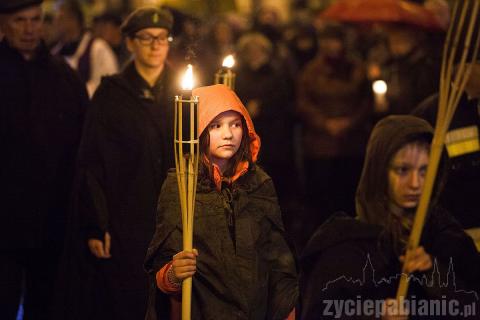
left=181, top=64, right=194, bottom=90
left=372, top=80, right=387, bottom=94
left=222, top=55, right=235, bottom=68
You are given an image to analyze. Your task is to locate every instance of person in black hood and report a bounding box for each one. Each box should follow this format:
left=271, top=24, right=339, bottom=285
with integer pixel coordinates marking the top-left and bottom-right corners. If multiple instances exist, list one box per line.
left=300, top=115, right=480, bottom=319
left=55, top=7, right=176, bottom=320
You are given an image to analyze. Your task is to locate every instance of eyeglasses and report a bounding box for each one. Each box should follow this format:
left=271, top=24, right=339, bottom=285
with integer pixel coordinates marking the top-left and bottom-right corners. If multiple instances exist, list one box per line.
left=134, top=34, right=173, bottom=46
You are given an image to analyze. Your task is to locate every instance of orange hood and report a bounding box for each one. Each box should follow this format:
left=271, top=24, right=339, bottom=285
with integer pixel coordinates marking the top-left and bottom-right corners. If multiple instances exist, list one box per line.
left=192, top=84, right=261, bottom=188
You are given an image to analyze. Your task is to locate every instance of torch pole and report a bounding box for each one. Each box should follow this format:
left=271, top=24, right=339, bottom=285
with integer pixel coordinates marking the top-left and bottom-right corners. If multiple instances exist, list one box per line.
left=396, top=0, right=480, bottom=300
left=174, top=94, right=199, bottom=320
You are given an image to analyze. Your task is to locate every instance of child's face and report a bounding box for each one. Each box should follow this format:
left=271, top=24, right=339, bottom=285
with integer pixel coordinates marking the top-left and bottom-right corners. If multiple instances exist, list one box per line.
left=388, top=143, right=429, bottom=209
left=207, top=110, right=243, bottom=171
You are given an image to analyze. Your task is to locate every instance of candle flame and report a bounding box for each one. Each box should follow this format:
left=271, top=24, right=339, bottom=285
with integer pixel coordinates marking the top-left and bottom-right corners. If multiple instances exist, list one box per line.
left=222, top=55, right=235, bottom=68
left=372, top=80, right=387, bottom=94
left=181, top=64, right=194, bottom=90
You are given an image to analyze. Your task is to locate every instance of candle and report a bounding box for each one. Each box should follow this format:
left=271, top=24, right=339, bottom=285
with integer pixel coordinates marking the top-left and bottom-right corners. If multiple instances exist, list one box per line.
left=214, top=54, right=236, bottom=89
left=372, top=80, right=388, bottom=113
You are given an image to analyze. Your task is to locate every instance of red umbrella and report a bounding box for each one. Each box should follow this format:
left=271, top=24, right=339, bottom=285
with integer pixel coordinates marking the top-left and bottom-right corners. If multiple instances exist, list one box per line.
left=320, top=0, right=444, bottom=30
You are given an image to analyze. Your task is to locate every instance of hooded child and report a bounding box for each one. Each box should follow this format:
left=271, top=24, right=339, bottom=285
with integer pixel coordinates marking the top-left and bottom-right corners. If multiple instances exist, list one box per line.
left=144, top=84, right=298, bottom=319
left=300, top=115, right=480, bottom=319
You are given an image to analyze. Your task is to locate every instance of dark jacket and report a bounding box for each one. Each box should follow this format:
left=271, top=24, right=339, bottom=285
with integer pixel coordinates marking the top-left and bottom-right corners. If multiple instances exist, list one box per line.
left=63, top=62, right=176, bottom=319
left=300, top=115, right=480, bottom=319
left=0, top=39, right=87, bottom=251
left=413, top=93, right=480, bottom=228
left=235, top=62, right=294, bottom=165
left=300, top=211, right=480, bottom=319
left=297, top=53, right=372, bottom=158
left=145, top=167, right=298, bottom=320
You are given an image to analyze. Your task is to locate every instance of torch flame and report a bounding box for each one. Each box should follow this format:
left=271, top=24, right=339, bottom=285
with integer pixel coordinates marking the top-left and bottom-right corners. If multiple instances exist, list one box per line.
left=181, top=64, right=194, bottom=90
left=222, top=55, right=235, bottom=68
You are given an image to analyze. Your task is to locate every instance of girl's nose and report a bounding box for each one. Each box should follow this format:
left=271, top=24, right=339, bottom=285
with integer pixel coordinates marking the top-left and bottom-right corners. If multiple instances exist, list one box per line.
left=409, top=171, right=421, bottom=189
left=222, top=126, right=233, bottom=139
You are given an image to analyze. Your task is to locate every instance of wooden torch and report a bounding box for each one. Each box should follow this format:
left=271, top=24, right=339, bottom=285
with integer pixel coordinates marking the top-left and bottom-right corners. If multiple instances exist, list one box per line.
left=396, top=0, right=480, bottom=300
left=214, top=54, right=236, bottom=89
left=174, top=64, right=200, bottom=320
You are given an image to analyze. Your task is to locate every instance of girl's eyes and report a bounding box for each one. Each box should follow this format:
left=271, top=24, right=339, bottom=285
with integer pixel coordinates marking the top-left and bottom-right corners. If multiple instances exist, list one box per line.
left=419, top=167, right=427, bottom=177
left=393, top=166, right=409, bottom=175
left=209, top=121, right=242, bottom=130
left=392, top=166, right=428, bottom=176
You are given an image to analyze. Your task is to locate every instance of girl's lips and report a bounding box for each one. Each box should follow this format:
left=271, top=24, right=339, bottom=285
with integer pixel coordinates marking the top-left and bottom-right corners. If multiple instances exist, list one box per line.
left=404, top=195, right=420, bottom=201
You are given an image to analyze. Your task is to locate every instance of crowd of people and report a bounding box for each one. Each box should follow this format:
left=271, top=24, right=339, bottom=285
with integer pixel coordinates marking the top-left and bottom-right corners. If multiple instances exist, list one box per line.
left=1, top=0, right=479, bottom=319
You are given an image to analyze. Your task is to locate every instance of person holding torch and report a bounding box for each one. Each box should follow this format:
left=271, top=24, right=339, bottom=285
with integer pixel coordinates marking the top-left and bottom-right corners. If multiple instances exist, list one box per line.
left=300, top=115, right=480, bottom=319
left=145, top=84, right=298, bottom=319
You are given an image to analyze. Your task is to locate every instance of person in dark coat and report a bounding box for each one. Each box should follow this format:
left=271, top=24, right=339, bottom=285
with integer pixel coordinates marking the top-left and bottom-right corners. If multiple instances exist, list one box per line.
left=69, top=7, right=176, bottom=320
left=144, top=84, right=298, bottom=319
left=0, top=0, right=88, bottom=319
left=300, top=115, right=480, bottom=319
left=296, top=24, right=372, bottom=233
left=412, top=63, right=480, bottom=233
left=235, top=32, right=296, bottom=203
left=378, top=25, right=442, bottom=116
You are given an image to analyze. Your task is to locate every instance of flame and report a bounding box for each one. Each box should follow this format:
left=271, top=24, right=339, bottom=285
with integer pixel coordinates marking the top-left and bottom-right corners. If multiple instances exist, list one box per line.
left=181, top=64, right=194, bottom=90
left=372, top=80, right=387, bottom=94
left=222, top=55, right=235, bottom=68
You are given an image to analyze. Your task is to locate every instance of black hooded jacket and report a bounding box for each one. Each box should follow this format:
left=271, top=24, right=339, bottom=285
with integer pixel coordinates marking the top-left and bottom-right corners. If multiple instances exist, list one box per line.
left=53, top=62, right=176, bottom=319
left=300, top=116, right=480, bottom=319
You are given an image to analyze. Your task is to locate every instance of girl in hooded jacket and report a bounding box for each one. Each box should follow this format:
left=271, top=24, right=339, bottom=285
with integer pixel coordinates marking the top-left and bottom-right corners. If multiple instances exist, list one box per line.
left=300, top=115, right=480, bottom=319
left=144, top=84, right=298, bottom=320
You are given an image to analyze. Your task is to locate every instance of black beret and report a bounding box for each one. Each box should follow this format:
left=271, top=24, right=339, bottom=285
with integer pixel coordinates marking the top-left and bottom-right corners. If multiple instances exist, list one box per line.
left=121, top=7, right=173, bottom=36
left=0, top=0, right=42, bottom=14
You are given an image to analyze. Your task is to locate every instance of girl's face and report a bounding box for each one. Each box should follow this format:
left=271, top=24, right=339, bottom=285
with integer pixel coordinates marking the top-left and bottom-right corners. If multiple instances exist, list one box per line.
left=388, top=143, right=429, bottom=209
left=207, top=110, right=243, bottom=172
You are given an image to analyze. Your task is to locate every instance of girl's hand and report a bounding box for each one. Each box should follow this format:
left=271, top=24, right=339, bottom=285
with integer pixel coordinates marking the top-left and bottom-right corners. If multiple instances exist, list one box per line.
left=399, top=246, right=432, bottom=273
left=172, top=249, right=198, bottom=281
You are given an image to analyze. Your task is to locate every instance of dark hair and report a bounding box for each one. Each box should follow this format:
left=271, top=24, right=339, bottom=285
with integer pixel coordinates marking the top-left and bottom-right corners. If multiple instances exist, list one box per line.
left=199, top=113, right=252, bottom=181
left=93, top=12, right=122, bottom=27
left=59, top=0, right=84, bottom=27
left=381, top=134, right=432, bottom=255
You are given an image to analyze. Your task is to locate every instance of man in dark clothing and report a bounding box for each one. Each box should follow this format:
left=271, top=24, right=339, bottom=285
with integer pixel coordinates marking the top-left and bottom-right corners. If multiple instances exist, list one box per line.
left=0, top=0, right=88, bottom=319
left=235, top=32, right=296, bottom=202
left=73, top=7, right=176, bottom=320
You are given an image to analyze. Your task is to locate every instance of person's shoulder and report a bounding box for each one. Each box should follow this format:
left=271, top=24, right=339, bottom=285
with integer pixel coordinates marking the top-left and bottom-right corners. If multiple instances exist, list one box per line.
left=250, top=164, right=271, bottom=180
left=91, top=36, right=112, bottom=51
left=242, top=165, right=275, bottom=192
left=43, top=54, right=89, bottom=98
left=91, top=72, right=131, bottom=100
left=301, top=213, right=380, bottom=261
left=47, top=54, right=81, bottom=81
left=411, top=93, right=440, bottom=126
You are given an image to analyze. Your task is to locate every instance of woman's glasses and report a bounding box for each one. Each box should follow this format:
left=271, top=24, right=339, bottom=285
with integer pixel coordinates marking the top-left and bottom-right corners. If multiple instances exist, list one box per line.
left=134, top=34, right=173, bottom=46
